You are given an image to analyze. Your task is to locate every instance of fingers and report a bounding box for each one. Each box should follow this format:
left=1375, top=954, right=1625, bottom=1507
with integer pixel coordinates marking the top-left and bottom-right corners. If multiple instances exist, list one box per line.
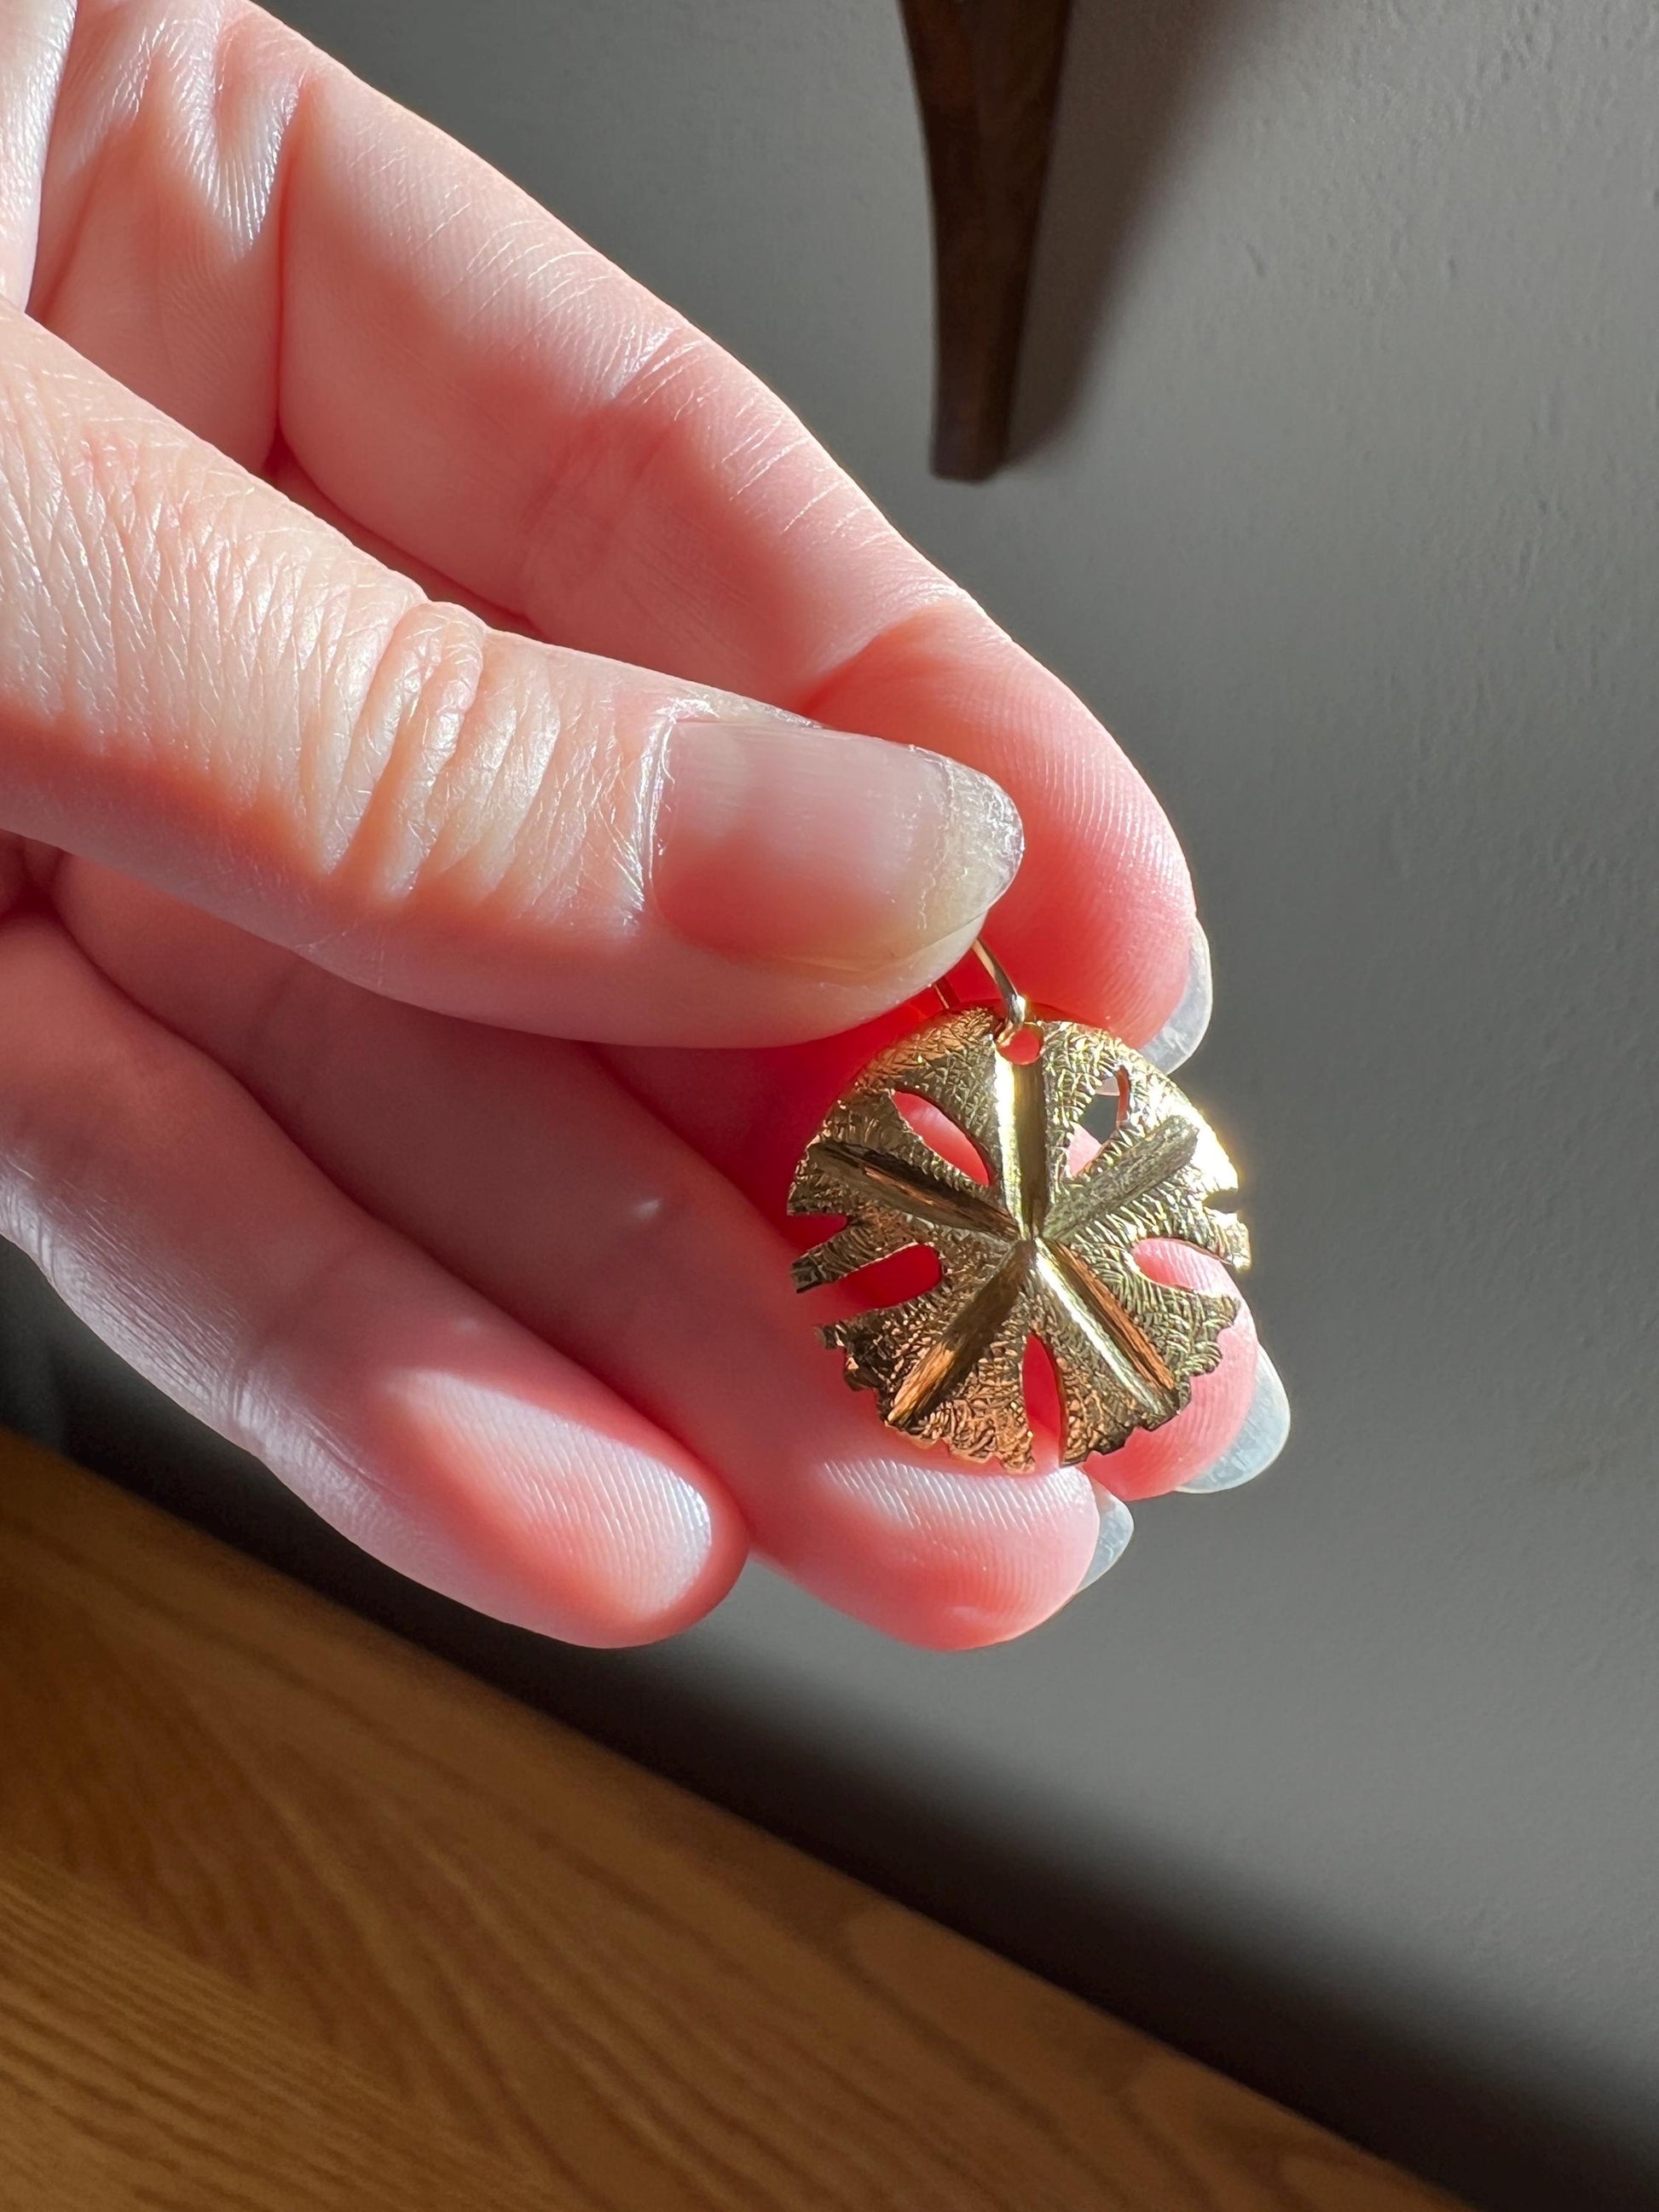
left=278, top=62, right=1194, bottom=1038
left=0, top=304, right=1020, bottom=1042
left=592, top=1019, right=1273, bottom=1507
left=31, top=0, right=1194, bottom=1042
left=1093, top=1244, right=1258, bottom=1503
left=60, top=867, right=1102, bottom=1649
left=593, top=969, right=1274, bottom=1506
left=1140, top=924, right=1214, bottom=1075
left=0, top=911, right=745, bottom=1644
left=0, top=0, right=69, bottom=309
left=1178, top=1349, right=1291, bottom=1495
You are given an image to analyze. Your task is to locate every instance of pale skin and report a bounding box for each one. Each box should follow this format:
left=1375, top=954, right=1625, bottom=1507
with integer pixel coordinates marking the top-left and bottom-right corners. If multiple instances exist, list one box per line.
left=0, top=0, right=1267, bottom=1650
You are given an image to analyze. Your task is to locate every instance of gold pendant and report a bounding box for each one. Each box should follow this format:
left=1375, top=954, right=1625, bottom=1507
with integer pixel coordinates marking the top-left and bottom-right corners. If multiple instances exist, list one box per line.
left=789, top=944, right=1250, bottom=1470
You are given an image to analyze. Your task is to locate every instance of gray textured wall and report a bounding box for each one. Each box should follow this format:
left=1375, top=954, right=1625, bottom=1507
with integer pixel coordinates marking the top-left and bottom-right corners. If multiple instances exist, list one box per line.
left=41, top=3, right=1659, bottom=2206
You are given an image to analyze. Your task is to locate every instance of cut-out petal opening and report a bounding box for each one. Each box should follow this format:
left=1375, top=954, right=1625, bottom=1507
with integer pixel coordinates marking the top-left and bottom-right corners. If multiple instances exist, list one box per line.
left=838, top=1242, right=943, bottom=1312
left=1066, top=1065, right=1130, bottom=1177
left=1020, top=1331, right=1066, bottom=1469
left=893, top=1089, right=992, bottom=1185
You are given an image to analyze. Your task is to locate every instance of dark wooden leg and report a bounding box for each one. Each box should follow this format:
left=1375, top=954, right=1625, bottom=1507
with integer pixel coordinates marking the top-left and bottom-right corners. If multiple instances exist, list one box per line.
left=899, top=0, right=1075, bottom=480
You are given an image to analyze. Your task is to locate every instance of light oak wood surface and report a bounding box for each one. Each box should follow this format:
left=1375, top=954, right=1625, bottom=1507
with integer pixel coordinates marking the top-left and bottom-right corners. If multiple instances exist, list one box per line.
left=0, top=1431, right=1467, bottom=2211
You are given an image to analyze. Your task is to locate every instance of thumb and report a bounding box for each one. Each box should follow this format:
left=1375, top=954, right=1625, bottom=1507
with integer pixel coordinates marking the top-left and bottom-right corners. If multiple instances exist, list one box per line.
left=0, top=308, right=1020, bottom=1043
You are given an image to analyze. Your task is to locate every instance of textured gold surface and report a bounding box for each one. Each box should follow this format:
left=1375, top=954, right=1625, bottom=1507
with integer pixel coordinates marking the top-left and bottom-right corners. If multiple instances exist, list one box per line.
left=789, top=1008, right=1250, bottom=1469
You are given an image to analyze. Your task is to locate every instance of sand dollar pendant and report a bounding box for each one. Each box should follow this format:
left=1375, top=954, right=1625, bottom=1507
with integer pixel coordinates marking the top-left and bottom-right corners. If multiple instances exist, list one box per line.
left=789, top=943, right=1250, bottom=1470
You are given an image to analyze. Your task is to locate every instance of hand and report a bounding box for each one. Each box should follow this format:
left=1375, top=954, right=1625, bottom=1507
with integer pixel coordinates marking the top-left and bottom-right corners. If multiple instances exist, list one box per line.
left=0, top=0, right=1277, bottom=1649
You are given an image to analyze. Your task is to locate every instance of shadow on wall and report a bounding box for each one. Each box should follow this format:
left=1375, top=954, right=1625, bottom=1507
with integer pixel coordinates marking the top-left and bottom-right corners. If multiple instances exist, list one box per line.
left=38, top=1323, right=1659, bottom=2212
left=1011, top=0, right=1277, bottom=463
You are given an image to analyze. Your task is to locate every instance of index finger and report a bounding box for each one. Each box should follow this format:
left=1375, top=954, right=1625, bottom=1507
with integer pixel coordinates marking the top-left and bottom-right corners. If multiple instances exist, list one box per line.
left=36, top=2, right=1195, bottom=1042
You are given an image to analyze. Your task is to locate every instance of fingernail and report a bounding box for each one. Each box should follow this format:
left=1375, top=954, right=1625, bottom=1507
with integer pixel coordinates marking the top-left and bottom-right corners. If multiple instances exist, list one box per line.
left=1180, top=1350, right=1290, bottom=1493
left=1076, top=1484, right=1135, bottom=1589
left=652, top=715, right=1023, bottom=974
left=1141, top=921, right=1212, bottom=1072
left=386, top=1371, right=731, bottom=1641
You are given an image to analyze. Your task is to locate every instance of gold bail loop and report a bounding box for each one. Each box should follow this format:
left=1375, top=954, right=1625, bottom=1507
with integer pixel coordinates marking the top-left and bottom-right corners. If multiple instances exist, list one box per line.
left=970, top=939, right=1030, bottom=1049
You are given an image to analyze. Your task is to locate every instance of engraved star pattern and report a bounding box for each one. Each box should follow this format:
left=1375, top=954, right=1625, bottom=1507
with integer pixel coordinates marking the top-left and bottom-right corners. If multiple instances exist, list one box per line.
left=789, top=1007, right=1250, bottom=1469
